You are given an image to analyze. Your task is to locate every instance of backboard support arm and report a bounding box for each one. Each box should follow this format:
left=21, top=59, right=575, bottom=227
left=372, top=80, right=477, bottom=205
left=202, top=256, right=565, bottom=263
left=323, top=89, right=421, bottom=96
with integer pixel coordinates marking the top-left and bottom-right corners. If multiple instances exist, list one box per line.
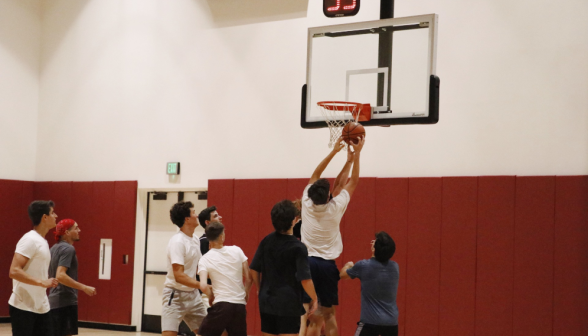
left=378, top=0, right=394, bottom=109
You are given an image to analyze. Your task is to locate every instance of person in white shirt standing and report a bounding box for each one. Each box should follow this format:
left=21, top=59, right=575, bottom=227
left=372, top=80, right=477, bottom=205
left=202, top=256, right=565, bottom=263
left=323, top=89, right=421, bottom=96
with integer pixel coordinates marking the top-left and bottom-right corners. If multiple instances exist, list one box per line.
left=8, top=200, right=59, bottom=336
left=302, top=136, right=365, bottom=336
left=198, top=221, right=252, bottom=336
left=162, top=201, right=207, bottom=336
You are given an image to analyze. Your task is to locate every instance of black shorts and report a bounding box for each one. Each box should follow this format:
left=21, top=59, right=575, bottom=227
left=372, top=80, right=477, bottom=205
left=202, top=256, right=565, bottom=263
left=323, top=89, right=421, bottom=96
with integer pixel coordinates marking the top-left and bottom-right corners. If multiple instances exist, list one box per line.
left=260, top=313, right=300, bottom=335
left=50, top=305, right=79, bottom=336
left=199, top=302, right=247, bottom=336
left=9, top=305, right=54, bottom=336
left=308, top=256, right=340, bottom=307
left=354, top=322, right=398, bottom=336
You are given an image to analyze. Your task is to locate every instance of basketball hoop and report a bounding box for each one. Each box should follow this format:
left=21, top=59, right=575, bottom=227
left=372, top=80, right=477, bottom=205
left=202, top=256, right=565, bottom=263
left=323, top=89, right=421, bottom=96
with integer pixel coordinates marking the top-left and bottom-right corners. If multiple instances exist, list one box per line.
left=317, top=101, right=370, bottom=148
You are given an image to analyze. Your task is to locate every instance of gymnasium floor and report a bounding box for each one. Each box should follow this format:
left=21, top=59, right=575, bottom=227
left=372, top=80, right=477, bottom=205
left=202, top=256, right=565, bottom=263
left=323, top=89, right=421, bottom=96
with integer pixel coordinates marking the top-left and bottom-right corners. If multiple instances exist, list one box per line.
left=0, top=324, right=151, bottom=335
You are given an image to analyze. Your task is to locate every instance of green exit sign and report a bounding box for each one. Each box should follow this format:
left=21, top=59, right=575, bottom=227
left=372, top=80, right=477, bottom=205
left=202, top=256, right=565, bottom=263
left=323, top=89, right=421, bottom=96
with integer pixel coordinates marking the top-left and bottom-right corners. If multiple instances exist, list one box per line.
left=167, top=162, right=180, bottom=175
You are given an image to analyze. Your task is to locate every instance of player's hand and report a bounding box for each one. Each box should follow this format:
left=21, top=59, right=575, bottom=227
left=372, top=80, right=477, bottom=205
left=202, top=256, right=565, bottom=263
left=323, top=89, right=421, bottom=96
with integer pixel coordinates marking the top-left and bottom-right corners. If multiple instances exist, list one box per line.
left=345, top=261, right=354, bottom=268
left=332, top=137, right=345, bottom=153
left=83, top=285, right=97, bottom=296
left=41, top=278, right=59, bottom=288
left=350, top=136, right=365, bottom=154
left=308, top=298, right=318, bottom=317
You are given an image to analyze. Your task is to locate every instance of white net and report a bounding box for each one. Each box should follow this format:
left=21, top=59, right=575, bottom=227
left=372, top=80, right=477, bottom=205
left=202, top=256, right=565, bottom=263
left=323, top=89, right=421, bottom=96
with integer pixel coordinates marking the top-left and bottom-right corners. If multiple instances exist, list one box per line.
left=317, top=101, right=361, bottom=148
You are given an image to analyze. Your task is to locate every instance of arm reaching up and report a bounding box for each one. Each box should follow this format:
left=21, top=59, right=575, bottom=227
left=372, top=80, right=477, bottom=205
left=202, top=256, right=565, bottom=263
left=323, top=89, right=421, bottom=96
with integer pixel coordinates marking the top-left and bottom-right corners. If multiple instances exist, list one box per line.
left=309, top=138, right=345, bottom=185
left=343, top=136, right=365, bottom=198
left=332, top=147, right=354, bottom=197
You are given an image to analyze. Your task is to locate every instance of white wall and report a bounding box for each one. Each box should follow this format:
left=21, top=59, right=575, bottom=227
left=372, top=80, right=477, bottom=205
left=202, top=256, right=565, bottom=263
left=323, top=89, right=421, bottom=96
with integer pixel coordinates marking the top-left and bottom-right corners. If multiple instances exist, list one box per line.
left=0, top=0, right=40, bottom=181
left=35, top=0, right=588, bottom=188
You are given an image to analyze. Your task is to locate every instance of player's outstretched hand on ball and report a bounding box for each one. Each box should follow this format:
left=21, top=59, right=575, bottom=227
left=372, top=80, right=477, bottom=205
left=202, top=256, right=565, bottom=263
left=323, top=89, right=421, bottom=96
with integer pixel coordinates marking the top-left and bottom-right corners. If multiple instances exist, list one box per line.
left=332, top=136, right=345, bottom=153
left=83, top=285, right=97, bottom=296
left=350, top=136, right=365, bottom=153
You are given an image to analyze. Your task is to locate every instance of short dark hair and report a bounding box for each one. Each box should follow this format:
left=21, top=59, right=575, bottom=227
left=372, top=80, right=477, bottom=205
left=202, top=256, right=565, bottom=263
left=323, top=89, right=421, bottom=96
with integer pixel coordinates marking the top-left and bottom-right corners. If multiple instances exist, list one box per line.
left=198, top=205, right=217, bottom=229
left=308, top=179, right=330, bottom=205
left=271, top=200, right=298, bottom=233
left=374, top=231, right=396, bottom=263
left=28, top=200, right=55, bottom=226
left=206, top=221, right=225, bottom=242
left=170, top=201, right=194, bottom=228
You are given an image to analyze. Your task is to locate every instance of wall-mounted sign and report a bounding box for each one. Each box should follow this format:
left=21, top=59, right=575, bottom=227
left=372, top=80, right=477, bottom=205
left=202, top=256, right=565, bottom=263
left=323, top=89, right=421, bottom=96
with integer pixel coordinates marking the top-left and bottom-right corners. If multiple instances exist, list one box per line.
left=167, top=162, right=180, bottom=175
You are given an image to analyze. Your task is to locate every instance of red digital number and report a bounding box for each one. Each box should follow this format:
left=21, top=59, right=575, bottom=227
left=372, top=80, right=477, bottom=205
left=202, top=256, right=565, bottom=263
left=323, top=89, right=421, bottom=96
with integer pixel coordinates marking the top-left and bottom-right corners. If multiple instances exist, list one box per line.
left=344, top=0, right=357, bottom=10
left=327, top=0, right=340, bottom=12
left=327, top=0, right=356, bottom=12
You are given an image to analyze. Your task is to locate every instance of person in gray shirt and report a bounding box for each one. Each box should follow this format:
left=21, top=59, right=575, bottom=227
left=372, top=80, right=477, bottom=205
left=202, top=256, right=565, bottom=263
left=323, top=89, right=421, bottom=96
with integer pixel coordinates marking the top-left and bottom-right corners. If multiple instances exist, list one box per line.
left=48, top=219, right=97, bottom=336
left=340, top=231, right=399, bottom=336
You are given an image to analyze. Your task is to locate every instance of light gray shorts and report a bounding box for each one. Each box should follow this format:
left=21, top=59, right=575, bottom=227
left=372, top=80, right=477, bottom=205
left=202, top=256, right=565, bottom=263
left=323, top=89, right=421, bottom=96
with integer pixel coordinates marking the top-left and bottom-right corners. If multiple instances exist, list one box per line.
left=161, top=286, right=207, bottom=332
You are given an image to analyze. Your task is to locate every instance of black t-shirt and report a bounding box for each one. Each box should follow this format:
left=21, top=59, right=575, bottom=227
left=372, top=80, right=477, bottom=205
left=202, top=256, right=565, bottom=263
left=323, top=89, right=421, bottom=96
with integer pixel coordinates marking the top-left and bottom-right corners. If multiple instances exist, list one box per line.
left=197, top=234, right=211, bottom=285
left=293, top=220, right=302, bottom=240
left=250, top=232, right=311, bottom=316
left=199, top=234, right=210, bottom=255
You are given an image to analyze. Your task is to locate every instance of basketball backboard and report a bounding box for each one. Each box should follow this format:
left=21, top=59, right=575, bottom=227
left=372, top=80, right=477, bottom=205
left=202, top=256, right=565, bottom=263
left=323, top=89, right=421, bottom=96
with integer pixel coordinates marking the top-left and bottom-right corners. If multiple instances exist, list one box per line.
left=301, top=14, right=439, bottom=128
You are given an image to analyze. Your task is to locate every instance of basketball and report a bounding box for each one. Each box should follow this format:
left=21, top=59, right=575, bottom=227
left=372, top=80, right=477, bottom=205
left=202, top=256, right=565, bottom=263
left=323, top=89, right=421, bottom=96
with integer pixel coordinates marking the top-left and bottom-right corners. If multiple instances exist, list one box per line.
left=341, top=122, right=365, bottom=145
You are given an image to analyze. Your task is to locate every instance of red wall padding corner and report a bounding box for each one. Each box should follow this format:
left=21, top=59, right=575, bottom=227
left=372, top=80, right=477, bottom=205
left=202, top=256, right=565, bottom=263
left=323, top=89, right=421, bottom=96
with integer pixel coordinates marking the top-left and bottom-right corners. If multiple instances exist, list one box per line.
left=0, top=180, right=137, bottom=325
left=208, top=175, right=588, bottom=336
left=553, top=176, right=588, bottom=336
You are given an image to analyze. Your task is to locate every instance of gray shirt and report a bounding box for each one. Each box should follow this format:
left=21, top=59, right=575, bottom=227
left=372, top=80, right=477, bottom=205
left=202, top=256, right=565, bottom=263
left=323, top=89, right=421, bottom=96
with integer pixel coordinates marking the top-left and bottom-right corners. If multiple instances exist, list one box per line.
left=48, top=241, right=78, bottom=309
left=347, top=258, right=399, bottom=326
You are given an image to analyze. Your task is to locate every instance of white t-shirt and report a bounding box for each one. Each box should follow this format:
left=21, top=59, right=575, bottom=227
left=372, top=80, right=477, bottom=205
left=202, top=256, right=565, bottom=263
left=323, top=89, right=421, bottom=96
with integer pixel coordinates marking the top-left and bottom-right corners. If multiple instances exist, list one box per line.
left=164, top=231, right=202, bottom=292
left=301, top=184, right=350, bottom=260
left=8, top=230, right=51, bottom=314
left=198, top=246, right=248, bottom=305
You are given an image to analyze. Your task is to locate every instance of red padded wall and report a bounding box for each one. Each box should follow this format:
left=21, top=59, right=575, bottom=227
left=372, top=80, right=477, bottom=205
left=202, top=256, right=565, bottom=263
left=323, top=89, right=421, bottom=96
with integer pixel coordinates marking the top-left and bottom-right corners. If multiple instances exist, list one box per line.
left=340, top=178, right=376, bottom=334
left=258, top=179, right=288, bottom=239
left=86, top=182, right=115, bottom=323
left=375, top=178, right=408, bottom=336
left=31, top=180, right=137, bottom=325
left=207, top=176, right=588, bottom=336
left=69, top=182, right=94, bottom=321
left=405, top=178, right=442, bottom=336
left=439, top=177, right=477, bottom=336
left=109, top=181, right=138, bottom=324
left=475, top=176, right=515, bottom=336
left=513, top=176, right=555, bottom=336
left=232, top=180, right=260, bottom=335
left=287, top=178, right=308, bottom=200
left=554, top=176, right=588, bottom=336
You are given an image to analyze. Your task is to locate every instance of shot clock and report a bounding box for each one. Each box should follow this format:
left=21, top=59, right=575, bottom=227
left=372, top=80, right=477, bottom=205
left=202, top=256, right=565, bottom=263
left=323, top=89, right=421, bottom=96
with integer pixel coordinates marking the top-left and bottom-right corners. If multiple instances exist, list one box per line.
left=323, top=0, right=360, bottom=17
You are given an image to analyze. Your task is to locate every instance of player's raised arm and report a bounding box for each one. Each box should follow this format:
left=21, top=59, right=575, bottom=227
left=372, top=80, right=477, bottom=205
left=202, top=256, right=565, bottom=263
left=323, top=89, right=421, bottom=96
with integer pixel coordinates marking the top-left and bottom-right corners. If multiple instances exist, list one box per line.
left=343, top=136, right=365, bottom=198
left=332, top=147, right=354, bottom=197
left=309, top=137, right=345, bottom=184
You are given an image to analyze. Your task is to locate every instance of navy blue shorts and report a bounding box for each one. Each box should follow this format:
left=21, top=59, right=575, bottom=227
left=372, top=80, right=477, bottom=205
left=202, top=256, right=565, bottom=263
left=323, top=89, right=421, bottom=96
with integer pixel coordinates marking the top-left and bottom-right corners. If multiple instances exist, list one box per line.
left=260, top=313, right=300, bottom=334
left=308, top=256, right=340, bottom=307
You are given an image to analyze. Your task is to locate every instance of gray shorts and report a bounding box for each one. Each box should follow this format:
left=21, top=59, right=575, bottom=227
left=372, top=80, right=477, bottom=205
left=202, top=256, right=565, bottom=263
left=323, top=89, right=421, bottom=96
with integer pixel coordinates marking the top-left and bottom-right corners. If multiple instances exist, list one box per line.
left=162, top=287, right=207, bottom=332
